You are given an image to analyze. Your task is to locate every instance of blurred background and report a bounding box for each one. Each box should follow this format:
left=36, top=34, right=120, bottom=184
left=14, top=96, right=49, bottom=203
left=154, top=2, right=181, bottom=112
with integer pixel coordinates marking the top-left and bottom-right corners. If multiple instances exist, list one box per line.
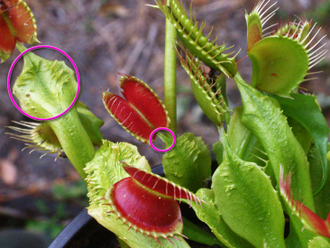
left=1, top=0, right=330, bottom=246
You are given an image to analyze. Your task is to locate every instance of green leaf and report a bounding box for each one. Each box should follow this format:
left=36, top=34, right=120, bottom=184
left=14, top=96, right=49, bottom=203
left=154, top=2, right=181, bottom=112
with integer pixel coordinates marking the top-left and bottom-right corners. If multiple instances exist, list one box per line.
left=227, top=107, right=267, bottom=166
left=6, top=101, right=103, bottom=160
left=287, top=116, right=313, bottom=154
left=235, top=75, right=315, bottom=209
left=177, top=48, right=229, bottom=125
left=271, top=93, right=330, bottom=195
left=308, top=236, right=330, bottom=248
left=192, top=188, right=253, bottom=248
left=76, top=101, right=104, bottom=146
left=212, top=140, right=224, bottom=166
left=182, top=217, right=221, bottom=246
left=234, top=75, right=315, bottom=245
left=13, top=51, right=77, bottom=119
left=13, top=49, right=95, bottom=179
left=212, top=135, right=285, bottom=248
left=248, top=36, right=309, bottom=96
left=162, top=132, right=211, bottom=192
left=85, top=141, right=189, bottom=247
left=308, top=144, right=330, bottom=220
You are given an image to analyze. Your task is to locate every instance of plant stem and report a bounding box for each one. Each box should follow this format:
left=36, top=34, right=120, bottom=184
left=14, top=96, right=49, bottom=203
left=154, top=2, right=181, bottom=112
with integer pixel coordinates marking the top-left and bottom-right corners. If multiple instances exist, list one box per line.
left=15, top=42, right=95, bottom=180
left=48, top=106, right=95, bottom=180
left=16, top=42, right=27, bottom=52
left=164, top=0, right=177, bottom=135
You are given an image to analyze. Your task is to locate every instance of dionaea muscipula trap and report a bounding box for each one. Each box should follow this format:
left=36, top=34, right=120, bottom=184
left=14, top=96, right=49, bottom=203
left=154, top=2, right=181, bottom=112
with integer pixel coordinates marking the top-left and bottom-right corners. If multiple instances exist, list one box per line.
left=102, top=162, right=205, bottom=244
left=245, top=0, right=328, bottom=96
left=0, top=0, right=38, bottom=62
left=102, top=73, right=170, bottom=144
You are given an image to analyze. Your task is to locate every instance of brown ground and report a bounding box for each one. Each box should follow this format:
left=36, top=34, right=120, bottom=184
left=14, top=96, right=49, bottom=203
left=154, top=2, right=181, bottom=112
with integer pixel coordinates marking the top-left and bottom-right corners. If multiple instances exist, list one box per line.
left=0, top=0, right=330, bottom=243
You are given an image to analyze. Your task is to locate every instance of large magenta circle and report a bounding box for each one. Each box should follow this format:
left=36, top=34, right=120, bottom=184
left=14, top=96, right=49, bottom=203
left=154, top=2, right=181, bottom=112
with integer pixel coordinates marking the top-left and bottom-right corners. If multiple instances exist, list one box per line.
left=149, top=127, right=176, bottom=152
left=7, top=45, right=80, bottom=121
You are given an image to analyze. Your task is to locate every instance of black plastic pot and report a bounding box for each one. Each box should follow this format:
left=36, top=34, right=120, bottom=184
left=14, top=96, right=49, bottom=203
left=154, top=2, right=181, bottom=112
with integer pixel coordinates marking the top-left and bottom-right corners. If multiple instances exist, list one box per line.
left=50, top=159, right=219, bottom=248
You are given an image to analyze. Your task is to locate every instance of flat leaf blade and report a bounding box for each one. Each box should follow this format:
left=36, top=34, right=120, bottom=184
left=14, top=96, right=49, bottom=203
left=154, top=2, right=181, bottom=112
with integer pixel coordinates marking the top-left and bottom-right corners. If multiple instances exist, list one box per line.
left=248, top=37, right=309, bottom=96
left=212, top=135, right=285, bottom=248
left=162, top=133, right=211, bottom=192
left=272, top=93, right=330, bottom=195
left=235, top=76, right=316, bottom=245
left=235, top=76, right=315, bottom=209
left=192, top=188, right=253, bottom=248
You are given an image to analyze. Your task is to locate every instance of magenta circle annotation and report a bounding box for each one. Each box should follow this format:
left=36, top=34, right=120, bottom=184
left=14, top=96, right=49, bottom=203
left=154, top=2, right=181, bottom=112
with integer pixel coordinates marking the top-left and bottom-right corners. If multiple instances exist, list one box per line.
left=7, top=45, right=80, bottom=121
left=149, top=127, right=176, bottom=152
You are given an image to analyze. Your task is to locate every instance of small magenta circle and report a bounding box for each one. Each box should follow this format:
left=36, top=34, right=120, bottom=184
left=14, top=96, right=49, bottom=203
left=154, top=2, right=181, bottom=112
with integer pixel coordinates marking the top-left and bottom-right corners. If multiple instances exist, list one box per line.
left=7, top=45, right=80, bottom=121
left=149, top=127, right=176, bottom=152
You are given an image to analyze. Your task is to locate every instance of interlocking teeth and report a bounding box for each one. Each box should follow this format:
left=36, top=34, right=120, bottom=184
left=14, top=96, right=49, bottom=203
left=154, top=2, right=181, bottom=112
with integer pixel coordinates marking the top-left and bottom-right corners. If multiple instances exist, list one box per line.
left=156, top=0, right=237, bottom=77
left=6, top=121, right=63, bottom=159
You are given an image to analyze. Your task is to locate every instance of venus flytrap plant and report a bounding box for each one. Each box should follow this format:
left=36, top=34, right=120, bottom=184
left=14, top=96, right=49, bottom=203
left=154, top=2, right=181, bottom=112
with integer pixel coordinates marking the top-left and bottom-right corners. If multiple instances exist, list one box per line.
left=4, top=0, right=330, bottom=247
left=162, top=132, right=212, bottom=193
left=246, top=0, right=328, bottom=96
left=12, top=44, right=96, bottom=179
left=84, top=140, right=202, bottom=246
left=155, top=0, right=239, bottom=78
left=234, top=76, right=319, bottom=245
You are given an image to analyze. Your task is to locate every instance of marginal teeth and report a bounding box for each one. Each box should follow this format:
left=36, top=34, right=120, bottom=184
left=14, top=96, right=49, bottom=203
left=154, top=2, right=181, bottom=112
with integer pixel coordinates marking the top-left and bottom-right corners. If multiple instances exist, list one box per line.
left=263, top=23, right=278, bottom=32
left=308, top=43, right=327, bottom=57
left=309, top=50, right=328, bottom=64
left=261, top=7, right=279, bottom=27
left=307, top=34, right=327, bottom=53
left=301, top=22, right=317, bottom=45
left=253, top=0, right=279, bottom=29
left=6, top=121, right=62, bottom=159
left=304, top=27, right=322, bottom=48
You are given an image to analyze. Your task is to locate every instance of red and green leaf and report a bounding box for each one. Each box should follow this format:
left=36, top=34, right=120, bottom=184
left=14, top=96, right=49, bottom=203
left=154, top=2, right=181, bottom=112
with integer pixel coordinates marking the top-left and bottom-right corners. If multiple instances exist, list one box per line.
left=0, top=0, right=38, bottom=62
left=85, top=141, right=190, bottom=246
left=0, top=14, right=16, bottom=62
left=280, top=166, right=330, bottom=238
left=106, top=177, right=183, bottom=244
left=103, top=74, right=170, bottom=144
left=245, top=0, right=278, bottom=51
left=123, top=164, right=204, bottom=207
